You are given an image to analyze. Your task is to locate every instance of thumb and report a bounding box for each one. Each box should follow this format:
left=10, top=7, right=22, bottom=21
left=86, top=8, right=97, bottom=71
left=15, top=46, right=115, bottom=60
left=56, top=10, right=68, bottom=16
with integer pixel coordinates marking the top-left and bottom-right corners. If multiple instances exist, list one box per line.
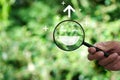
left=94, top=41, right=113, bottom=52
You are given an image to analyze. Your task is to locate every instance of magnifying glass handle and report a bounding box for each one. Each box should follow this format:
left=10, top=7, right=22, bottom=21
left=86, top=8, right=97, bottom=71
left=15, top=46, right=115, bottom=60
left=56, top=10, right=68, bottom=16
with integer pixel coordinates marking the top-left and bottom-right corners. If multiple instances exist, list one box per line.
left=83, top=42, right=109, bottom=57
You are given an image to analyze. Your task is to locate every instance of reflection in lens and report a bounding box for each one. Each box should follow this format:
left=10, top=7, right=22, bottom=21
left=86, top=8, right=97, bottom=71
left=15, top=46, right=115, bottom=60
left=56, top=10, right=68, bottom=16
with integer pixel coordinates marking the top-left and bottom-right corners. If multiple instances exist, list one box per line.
left=54, top=20, right=84, bottom=51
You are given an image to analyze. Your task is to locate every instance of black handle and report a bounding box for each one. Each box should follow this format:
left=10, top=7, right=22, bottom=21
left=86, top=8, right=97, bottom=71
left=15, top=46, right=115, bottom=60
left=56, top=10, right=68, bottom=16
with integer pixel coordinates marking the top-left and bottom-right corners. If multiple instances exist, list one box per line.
left=83, top=42, right=109, bottom=57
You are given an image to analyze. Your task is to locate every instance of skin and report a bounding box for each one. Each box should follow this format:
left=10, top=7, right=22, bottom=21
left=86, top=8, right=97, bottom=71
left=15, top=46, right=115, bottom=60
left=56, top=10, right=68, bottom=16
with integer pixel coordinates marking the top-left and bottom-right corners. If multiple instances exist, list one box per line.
left=88, top=41, right=120, bottom=71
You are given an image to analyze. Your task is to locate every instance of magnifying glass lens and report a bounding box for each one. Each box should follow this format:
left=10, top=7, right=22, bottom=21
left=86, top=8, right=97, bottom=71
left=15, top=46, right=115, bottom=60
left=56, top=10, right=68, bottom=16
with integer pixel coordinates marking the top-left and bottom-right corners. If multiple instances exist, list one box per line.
left=53, top=20, right=84, bottom=51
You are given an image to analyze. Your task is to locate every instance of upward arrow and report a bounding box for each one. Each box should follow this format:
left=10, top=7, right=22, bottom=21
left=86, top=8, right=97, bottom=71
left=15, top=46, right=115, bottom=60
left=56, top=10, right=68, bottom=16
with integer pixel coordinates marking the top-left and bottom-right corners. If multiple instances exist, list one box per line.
left=63, top=5, right=75, bottom=18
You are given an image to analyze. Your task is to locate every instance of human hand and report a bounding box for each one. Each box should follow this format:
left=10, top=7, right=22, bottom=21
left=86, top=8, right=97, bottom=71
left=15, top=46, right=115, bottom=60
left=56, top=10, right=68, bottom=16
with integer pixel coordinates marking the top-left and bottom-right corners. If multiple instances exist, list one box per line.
left=88, top=41, right=120, bottom=71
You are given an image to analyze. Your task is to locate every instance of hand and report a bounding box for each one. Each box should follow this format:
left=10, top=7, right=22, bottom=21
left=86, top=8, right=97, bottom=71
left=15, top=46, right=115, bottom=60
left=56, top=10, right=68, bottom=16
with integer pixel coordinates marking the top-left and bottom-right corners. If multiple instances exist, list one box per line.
left=88, top=41, right=120, bottom=71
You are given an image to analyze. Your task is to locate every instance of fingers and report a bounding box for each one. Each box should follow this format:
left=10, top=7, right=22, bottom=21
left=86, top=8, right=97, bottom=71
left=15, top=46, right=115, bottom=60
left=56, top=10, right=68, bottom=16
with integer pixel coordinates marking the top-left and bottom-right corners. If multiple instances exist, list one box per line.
left=88, top=50, right=104, bottom=61
left=87, top=41, right=120, bottom=71
left=98, top=53, right=118, bottom=66
left=89, top=52, right=120, bottom=71
left=88, top=47, right=96, bottom=55
left=104, top=56, right=120, bottom=71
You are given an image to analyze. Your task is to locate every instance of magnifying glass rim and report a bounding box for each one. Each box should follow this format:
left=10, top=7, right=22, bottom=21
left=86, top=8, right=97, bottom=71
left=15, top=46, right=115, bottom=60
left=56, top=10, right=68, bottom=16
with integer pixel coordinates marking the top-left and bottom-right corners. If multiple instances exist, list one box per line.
left=53, top=20, right=85, bottom=51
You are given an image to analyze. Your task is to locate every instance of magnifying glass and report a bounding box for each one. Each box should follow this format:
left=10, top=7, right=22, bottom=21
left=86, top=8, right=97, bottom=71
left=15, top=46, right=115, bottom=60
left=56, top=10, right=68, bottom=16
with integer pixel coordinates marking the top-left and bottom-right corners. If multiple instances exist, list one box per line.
left=53, top=20, right=109, bottom=57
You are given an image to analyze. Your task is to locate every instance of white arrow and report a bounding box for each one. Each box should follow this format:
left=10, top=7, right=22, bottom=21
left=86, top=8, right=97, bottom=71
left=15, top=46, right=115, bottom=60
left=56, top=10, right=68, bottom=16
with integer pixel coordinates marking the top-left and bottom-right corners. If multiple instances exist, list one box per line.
left=63, top=5, right=75, bottom=18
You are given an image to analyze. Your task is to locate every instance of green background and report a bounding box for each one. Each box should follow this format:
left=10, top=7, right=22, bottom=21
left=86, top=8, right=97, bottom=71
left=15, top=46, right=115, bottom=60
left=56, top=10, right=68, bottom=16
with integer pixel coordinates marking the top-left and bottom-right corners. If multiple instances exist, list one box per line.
left=0, top=0, right=120, bottom=80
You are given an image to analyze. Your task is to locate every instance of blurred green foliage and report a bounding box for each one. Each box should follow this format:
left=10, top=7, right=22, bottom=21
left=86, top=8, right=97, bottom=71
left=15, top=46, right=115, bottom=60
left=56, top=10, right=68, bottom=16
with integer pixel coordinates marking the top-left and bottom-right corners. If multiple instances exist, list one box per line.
left=0, top=0, right=120, bottom=80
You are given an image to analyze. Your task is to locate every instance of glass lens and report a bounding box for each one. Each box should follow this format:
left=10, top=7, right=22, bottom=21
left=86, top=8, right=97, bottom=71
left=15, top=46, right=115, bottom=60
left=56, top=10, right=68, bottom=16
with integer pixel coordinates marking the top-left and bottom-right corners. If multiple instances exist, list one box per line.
left=53, top=20, right=85, bottom=51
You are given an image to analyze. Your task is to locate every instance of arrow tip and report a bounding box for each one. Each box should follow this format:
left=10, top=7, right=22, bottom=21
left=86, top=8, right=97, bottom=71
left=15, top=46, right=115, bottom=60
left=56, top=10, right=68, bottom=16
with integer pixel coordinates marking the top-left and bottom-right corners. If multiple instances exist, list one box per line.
left=63, top=5, right=75, bottom=18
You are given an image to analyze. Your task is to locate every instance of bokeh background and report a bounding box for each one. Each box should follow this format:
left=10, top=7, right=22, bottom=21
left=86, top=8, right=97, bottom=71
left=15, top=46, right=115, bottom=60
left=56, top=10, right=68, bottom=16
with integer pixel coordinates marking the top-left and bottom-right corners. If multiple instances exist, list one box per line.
left=0, top=0, right=120, bottom=80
